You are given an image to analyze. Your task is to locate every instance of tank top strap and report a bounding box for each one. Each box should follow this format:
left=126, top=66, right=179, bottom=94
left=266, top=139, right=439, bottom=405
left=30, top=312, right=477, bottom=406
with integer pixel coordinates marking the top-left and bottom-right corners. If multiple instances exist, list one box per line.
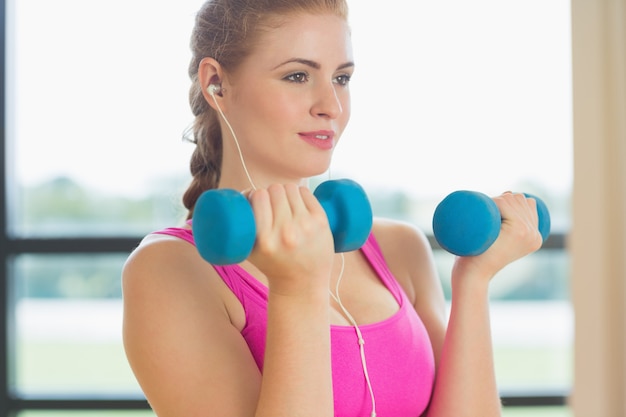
left=359, top=233, right=405, bottom=307
left=152, top=225, right=269, bottom=310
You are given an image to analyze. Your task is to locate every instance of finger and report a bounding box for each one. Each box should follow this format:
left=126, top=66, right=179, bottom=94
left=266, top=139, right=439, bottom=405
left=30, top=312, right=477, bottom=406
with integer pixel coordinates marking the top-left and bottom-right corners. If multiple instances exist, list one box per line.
left=494, top=192, right=541, bottom=238
left=495, top=192, right=533, bottom=219
left=300, top=187, right=322, bottom=212
left=266, top=184, right=292, bottom=227
left=241, top=188, right=253, bottom=199
left=248, top=188, right=272, bottom=235
left=283, top=183, right=308, bottom=216
left=523, top=195, right=539, bottom=225
left=506, top=193, right=538, bottom=226
left=300, top=187, right=328, bottom=222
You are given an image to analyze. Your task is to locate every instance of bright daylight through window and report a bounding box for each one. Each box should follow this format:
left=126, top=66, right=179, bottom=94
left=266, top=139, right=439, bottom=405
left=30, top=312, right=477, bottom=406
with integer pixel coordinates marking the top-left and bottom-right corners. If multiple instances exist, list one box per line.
left=4, top=1, right=572, bottom=416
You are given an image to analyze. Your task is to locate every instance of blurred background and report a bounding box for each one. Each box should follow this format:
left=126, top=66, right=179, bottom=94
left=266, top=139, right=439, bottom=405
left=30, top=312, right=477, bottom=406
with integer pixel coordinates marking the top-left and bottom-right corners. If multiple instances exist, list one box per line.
left=2, top=0, right=575, bottom=416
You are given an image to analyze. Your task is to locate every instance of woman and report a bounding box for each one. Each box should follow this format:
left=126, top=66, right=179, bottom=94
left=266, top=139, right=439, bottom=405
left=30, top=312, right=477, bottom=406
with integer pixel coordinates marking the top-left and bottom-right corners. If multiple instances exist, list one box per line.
left=122, top=1, right=543, bottom=416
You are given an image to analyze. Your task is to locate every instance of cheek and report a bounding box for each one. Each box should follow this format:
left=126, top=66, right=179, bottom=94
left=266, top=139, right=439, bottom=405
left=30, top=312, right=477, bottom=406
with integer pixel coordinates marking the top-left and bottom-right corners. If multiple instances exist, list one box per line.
left=249, top=91, right=301, bottom=127
left=339, top=95, right=351, bottom=129
left=228, top=91, right=287, bottom=137
left=343, top=96, right=351, bottom=120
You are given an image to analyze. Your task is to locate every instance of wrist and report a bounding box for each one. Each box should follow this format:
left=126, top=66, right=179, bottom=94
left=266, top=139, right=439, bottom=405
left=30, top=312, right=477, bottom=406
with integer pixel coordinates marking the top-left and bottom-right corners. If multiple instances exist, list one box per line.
left=450, top=261, right=492, bottom=298
left=265, top=289, right=332, bottom=332
left=268, top=284, right=330, bottom=310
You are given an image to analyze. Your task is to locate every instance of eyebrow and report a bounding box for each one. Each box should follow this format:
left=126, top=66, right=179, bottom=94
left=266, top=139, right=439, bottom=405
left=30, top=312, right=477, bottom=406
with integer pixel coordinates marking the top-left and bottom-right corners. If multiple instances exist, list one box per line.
left=273, top=58, right=355, bottom=71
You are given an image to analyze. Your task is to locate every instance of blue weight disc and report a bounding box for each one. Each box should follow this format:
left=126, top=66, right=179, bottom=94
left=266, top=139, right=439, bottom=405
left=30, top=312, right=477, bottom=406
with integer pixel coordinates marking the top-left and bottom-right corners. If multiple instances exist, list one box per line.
left=314, top=179, right=373, bottom=253
left=192, top=189, right=256, bottom=265
left=433, top=191, right=501, bottom=256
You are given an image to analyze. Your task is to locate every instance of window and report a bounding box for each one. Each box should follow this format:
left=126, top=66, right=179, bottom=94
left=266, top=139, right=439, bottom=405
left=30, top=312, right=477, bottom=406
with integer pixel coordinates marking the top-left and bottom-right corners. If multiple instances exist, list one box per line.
left=2, top=0, right=572, bottom=415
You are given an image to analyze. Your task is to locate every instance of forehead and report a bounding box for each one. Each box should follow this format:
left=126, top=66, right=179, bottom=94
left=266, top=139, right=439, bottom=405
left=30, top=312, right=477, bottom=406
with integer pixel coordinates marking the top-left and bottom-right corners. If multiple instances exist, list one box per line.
left=246, top=13, right=353, bottom=69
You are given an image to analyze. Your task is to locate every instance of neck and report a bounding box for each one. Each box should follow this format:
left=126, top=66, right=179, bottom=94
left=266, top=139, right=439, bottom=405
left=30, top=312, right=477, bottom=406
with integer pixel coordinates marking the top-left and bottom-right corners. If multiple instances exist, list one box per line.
left=218, top=168, right=310, bottom=192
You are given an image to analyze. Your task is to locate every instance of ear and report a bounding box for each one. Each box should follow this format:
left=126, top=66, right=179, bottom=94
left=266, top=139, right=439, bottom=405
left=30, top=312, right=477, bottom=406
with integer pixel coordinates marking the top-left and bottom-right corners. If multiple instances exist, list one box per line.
left=198, top=57, right=225, bottom=109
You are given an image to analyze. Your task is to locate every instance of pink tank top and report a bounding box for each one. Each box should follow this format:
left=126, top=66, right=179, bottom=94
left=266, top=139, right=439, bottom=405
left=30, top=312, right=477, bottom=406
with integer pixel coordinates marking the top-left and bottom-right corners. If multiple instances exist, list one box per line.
left=155, top=226, right=435, bottom=416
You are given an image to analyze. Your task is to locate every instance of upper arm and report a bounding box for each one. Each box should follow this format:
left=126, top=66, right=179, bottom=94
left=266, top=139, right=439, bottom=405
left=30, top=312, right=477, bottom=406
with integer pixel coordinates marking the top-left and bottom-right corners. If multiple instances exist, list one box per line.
left=122, top=236, right=262, bottom=417
left=372, top=219, right=447, bottom=367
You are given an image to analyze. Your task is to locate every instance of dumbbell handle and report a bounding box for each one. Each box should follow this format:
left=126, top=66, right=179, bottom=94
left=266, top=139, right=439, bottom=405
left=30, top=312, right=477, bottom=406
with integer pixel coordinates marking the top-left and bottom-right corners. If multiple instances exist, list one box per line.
left=432, top=190, right=551, bottom=256
left=193, top=179, right=373, bottom=265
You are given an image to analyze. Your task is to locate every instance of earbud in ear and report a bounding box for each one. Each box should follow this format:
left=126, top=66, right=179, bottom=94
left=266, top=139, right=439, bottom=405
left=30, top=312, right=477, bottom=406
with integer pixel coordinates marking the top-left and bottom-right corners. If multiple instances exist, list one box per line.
left=208, top=84, right=222, bottom=97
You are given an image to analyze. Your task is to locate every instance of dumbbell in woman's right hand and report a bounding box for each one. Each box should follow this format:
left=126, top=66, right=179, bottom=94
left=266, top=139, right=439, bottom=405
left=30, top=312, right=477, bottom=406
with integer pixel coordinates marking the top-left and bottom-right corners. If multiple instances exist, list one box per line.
left=192, top=179, right=373, bottom=265
left=432, top=190, right=551, bottom=257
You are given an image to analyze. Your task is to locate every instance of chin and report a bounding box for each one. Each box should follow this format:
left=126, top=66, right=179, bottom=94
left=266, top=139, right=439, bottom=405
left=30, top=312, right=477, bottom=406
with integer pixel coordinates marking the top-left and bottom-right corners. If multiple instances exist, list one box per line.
left=284, top=156, right=334, bottom=181
left=306, top=162, right=333, bottom=178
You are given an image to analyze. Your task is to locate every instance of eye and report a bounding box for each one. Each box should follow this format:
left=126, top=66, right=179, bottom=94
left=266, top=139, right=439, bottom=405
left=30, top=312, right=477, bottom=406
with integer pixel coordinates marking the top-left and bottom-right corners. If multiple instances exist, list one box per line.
left=333, top=73, right=352, bottom=86
left=284, top=72, right=309, bottom=83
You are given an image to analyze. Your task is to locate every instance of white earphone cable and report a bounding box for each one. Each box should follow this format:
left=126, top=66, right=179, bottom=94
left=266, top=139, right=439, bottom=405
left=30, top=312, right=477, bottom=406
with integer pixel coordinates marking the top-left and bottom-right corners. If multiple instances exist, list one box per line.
left=330, top=254, right=377, bottom=417
left=210, top=87, right=257, bottom=191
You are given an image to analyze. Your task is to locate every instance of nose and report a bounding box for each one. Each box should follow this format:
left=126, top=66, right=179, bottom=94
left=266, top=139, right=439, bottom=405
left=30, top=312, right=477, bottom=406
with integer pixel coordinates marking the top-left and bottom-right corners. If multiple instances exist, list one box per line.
left=311, top=82, right=343, bottom=119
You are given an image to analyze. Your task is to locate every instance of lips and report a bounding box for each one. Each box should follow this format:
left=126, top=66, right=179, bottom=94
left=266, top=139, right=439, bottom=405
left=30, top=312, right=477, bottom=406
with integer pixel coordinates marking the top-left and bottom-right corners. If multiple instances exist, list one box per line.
left=298, top=130, right=335, bottom=150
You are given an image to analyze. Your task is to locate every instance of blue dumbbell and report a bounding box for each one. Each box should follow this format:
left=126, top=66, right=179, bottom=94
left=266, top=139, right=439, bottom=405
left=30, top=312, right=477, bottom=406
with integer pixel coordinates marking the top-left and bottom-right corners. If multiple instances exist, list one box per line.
left=192, top=179, right=373, bottom=265
left=432, top=191, right=551, bottom=256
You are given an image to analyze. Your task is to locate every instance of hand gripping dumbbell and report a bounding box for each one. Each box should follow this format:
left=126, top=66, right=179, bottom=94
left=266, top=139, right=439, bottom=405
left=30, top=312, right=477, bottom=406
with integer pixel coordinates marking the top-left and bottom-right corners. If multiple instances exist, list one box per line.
left=432, top=190, right=551, bottom=256
left=192, top=179, right=374, bottom=265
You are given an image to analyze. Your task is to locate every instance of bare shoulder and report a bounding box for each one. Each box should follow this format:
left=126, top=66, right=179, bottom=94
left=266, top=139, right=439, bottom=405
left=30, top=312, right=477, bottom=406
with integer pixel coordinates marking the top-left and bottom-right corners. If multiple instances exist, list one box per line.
left=123, top=232, right=208, bottom=286
left=125, top=231, right=197, bottom=267
left=122, top=232, right=260, bottom=416
left=122, top=231, right=232, bottom=345
left=123, top=233, right=216, bottom=305
left=371, top=218, right=432, bottom=263
left=122, top=231, right=244, bottom=334
left=371, top=217, right=436, bottom=302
